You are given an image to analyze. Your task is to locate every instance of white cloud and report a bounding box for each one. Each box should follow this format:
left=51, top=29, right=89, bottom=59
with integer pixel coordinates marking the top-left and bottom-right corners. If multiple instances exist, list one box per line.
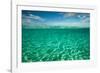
left=77, top=14, right=90, bottom=23
left=23, top=14, right=45, bottom=22
left=47, top=20, right=89, bottom=28
left=77, top=15, right=87, bottom=19
left=81, top=17, right=90, bottom=23
left=63, top=12, right=77, bottom=18
left=26, top=19, right=31, bottom=24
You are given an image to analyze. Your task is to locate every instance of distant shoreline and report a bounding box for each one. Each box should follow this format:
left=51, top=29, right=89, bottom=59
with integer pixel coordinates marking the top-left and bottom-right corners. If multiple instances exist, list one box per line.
left=22, top=27, right=90, bottom=29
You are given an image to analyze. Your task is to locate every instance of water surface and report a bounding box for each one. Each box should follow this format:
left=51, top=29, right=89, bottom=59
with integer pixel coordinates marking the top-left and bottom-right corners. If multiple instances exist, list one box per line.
left=22, top=28, right=90, bottom=62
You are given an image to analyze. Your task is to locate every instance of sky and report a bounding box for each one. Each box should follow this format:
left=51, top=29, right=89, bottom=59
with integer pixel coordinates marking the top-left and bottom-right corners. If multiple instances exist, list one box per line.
left=22, top=10, right=90, bottom=28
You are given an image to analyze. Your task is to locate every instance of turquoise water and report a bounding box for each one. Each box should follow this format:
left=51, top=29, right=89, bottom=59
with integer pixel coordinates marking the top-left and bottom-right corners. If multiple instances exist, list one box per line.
left=22, top=28, right=90, bottom=62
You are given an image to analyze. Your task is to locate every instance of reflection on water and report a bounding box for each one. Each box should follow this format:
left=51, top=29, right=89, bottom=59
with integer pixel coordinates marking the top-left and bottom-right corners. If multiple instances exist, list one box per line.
left=22, top=28, right=90, bottom=62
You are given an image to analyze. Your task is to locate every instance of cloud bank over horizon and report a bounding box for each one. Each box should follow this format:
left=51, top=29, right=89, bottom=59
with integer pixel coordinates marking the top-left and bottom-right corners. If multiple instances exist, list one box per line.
left=22, top=10, right=90, bottom=29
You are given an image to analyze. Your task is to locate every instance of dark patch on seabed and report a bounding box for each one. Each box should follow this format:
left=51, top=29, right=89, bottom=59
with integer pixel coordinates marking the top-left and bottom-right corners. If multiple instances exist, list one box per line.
left=22, top=28, right=90, bottom=62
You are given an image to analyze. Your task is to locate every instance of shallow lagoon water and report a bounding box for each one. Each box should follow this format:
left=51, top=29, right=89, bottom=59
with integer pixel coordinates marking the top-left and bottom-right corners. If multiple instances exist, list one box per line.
left=22, top=28, right=90, bottom=62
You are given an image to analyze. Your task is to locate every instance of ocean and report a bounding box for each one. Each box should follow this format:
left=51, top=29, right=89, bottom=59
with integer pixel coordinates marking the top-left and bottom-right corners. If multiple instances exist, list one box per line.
left=22, top=28, right=90, bottom=62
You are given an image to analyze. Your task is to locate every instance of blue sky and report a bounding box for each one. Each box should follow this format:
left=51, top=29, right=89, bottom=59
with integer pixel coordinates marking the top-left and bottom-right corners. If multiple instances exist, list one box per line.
left=22, top=10, right=90, bottom=28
